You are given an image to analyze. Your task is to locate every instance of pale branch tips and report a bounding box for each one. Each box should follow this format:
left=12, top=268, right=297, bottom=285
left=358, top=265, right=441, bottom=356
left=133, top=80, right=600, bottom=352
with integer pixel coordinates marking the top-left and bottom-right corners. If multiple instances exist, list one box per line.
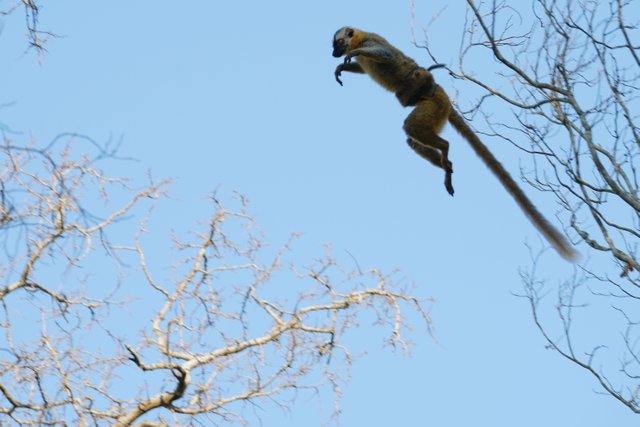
left=0, top=140, right=433, bottom=425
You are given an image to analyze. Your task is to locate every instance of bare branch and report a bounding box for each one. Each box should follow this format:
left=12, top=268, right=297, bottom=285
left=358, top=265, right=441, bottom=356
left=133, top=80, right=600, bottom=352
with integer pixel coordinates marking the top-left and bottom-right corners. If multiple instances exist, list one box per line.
left=439, top=0, right=639, bottom=413
left=0, top=140, right=433, bottom=425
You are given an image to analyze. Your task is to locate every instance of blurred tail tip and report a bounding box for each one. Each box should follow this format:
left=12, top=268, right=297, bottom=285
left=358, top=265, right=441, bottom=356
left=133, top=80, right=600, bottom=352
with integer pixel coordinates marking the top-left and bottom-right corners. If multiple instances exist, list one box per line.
left=558, top=245, right=580, bottom=263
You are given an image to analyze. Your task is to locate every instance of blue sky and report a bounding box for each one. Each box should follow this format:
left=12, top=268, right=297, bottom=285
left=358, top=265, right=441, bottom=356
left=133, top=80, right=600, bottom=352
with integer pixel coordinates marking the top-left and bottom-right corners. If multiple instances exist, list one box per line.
left=1, top=1, right=636, bottom=425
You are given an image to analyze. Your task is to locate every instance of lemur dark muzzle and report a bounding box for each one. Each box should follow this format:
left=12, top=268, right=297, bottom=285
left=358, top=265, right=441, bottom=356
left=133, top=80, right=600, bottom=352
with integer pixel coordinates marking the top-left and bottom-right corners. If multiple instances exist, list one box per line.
left=332, top=42, right=346, bottom=57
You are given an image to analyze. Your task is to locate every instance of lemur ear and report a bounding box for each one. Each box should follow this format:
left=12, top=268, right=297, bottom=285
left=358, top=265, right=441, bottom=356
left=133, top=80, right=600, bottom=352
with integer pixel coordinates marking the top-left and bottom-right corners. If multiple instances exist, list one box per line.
left=347, top=28, right=354, bottom=37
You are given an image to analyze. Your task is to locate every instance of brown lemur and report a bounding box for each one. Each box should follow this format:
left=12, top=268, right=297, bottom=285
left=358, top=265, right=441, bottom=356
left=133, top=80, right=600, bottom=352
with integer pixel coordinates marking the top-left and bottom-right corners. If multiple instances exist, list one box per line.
left=332, top=26, right=577, bottom=261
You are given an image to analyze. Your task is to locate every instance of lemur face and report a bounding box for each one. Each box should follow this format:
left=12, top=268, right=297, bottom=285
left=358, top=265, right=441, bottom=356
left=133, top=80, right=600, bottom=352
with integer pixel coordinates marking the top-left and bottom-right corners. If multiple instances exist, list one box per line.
left=332, top=27, right=355, bottom=57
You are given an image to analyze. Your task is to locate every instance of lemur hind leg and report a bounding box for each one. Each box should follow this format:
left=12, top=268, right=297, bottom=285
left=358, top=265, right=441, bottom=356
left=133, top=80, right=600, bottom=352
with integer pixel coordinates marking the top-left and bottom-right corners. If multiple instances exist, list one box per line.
left=403, top=100, right=454, bottom=196
left=406, top=137, right=454, bottom=196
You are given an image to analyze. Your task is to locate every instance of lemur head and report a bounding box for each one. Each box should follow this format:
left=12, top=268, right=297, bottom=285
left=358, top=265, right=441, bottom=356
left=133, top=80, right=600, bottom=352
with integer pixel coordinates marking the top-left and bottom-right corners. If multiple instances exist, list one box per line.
left=332, top=26, right=359, bottom=57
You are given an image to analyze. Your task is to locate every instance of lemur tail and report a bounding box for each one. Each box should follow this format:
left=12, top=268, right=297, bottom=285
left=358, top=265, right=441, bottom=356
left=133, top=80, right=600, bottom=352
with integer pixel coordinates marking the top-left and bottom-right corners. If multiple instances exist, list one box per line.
left=448, top=109, right=578, bottom=262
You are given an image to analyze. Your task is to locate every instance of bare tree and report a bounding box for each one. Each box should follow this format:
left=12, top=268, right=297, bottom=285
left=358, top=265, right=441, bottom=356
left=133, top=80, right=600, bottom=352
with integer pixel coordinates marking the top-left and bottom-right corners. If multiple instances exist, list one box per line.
left=1, top=0, right=52, bottom=53
left=0, top=5, right=433, bottom=424
left=0, top=137, right=433, bottom=426
left=421, top=0, right=639, bottom=414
